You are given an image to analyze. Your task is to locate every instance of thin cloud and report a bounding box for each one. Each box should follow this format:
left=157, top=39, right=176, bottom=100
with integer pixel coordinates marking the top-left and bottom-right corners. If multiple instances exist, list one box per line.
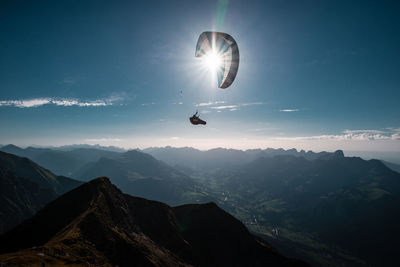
left=0, top=98, right=52, bottom=108
left=85, top=138, right=122, bottom=142
left=210, top=105, right=238, bottom=110
left=239, top=102, right=264, bottom=107
left=53, top=100, right=108, bottom=107
left=61, top=77, right=76, bottom=85
left=343, top=129, right=386, bottom=134
left=0, top=97, right=120, bottom=108
left=141, top=102, right=156, bottom=106
left=386, top=127, right=400, bottom=133
left=391, top=133, right=400, bottom=140
left=248, top=127, right=271, bottom=132
left=274, top=129, right=400, bottom=141
left=280, top=109, right=299, bottom=112
left=148, top=43, right=174, bottom=64
left=195, top=101, right=225, bottom=107
left=195, top=101, right=264, bottom=112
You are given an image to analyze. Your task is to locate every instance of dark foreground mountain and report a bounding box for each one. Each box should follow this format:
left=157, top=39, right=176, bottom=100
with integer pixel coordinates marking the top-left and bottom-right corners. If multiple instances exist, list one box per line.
left=76, top=150, right=207, bottom=205
left=0, top=151, right=82, bottom=233
left=0, top=177, right=307, bottom=267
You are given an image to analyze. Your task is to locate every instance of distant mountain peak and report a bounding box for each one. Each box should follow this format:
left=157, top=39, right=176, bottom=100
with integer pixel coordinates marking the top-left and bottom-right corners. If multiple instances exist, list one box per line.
left=1, top=144, right=23, bottom=152
left=2, top=144, right=21, bottom=149
left=318, top=149, right=345, bottom=160
left=334, top=150, right=344, bottom=157
left=85, top=176, right=113, bottom=190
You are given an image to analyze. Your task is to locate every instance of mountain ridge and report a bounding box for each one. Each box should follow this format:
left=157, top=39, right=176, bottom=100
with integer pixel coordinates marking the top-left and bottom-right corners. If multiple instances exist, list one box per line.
left=0, top=177, right=308, bottom=267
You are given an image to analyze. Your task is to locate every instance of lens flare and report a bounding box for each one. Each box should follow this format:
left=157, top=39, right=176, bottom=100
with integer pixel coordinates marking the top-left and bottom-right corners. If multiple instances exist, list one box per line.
left=203, top=50, right=222, bottom=72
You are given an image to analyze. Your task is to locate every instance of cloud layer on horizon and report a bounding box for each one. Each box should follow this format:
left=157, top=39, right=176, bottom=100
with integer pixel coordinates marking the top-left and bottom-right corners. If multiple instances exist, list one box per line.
left=274, top=129, right=400, bottom=141
left=0, top=97, right=120, bottom=108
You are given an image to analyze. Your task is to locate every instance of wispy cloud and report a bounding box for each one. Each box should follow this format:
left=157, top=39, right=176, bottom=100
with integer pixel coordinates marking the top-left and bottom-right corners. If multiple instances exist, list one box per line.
left=248, top=127, right=271, bottom=132
left=53, top=99, right=109, bottom=107
left=85, top=138, right=122, bottom=142
left=195, top=101, right=225, bottom=107
left=148, top=43, right=175, bottom=64
left=141, top=102, right=156, bottom=106
left=274, top=129, right=400, bottom=141
left=0, top=96, right=120, bottom=108
left=0, top=98, right=52, bottom=108
left=61, top=77, right=76, bottom=85
left=196, top=101, right=265, bottom=112
left=343, top=129, right=386, bottom=134
left=386, top=127, right=400, bottom=133
left=280, top=109, right=299, bottom=112
left=240, top=102, right=264, bottom=107
left=210, top=105, right=238, bottom=110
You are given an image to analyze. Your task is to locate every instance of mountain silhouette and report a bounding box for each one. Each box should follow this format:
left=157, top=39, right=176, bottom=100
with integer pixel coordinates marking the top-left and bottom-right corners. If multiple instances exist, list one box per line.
left=0, top=144, right=120, bottom=177
left=0, top=151, right=82, bottom=233
left=382, top=160, right=400, bottom=173
left=0, top=177, right=307, bottom=267
left=76, top=150, right=204, bottom=205
left=143, top=146, right=341, bottom=170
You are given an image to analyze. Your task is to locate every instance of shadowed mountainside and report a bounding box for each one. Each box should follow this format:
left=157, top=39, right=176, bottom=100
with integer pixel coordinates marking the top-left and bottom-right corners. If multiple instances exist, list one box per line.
left=0, top=151, right=82, bottom=233
left=202, top=151, right=400, bottom=266
left=0, top=177, right=308, bottom=267
left=0, top=144, right=120, bottom=177
left=382, top=160, right=400, bottom=173
left=75, top=150, right=207, bottom=205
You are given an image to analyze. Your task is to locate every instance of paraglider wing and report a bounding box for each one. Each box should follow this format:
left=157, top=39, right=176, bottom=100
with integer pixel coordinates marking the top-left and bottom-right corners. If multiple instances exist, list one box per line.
left=195, top=31, right=239, bottom=89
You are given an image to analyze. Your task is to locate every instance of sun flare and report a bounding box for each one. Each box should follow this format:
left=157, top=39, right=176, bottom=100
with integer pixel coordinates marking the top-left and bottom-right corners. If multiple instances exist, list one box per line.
left=202, top=50, right=222, bottom=72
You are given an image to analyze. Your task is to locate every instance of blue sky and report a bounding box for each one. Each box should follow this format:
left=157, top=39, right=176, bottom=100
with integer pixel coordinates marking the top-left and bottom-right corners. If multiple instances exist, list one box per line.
left=0, top=0, right=399, bottom=152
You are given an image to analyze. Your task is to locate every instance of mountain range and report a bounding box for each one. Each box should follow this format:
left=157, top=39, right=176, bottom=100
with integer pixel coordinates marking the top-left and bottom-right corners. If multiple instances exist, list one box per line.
left=75, top=149, right=206, bottom=205
left=0, top=144, right=121, bottom=177
left=142, top=146, right=339, bottom=170
left=1, top=144, right=399, bottom=266
left=223, top=152, right=400, bottom=266
left=2, top=144, right=399, bottom=175
left=0, top=177, right=307, bottom=267
left=142, top=147, right=400, bottom=266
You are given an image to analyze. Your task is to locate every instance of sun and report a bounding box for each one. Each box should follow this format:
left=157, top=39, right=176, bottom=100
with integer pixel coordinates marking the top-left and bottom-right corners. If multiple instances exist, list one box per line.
left=202, top=50, right=222, bottom=72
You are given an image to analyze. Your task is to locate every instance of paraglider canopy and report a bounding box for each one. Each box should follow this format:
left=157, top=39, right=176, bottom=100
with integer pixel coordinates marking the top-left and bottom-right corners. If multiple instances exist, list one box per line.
left=195, top=31, right=239, bottom=89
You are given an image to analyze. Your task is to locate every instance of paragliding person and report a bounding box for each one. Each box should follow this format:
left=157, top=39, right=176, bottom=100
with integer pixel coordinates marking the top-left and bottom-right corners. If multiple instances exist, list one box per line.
left=188, top=31, right=239, bottom=126
left=190, top=111, right=206, bottom=125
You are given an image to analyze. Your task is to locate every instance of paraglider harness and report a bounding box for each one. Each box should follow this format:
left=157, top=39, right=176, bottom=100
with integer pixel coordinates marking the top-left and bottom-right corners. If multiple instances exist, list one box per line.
left=190, top=111, right=206, bottom=125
